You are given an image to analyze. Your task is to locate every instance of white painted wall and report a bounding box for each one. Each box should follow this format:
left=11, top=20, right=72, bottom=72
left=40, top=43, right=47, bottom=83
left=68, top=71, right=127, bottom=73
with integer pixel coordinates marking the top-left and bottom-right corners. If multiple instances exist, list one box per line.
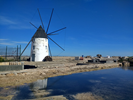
left=107, top=55, right=110, bottom=58
left=30, top=38, right=49, bottom=61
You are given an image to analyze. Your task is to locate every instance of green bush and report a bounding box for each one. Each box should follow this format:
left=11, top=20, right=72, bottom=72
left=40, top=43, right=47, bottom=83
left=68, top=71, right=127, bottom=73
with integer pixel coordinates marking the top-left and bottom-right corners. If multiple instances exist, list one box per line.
left=0, top=57, right=4, bottom=62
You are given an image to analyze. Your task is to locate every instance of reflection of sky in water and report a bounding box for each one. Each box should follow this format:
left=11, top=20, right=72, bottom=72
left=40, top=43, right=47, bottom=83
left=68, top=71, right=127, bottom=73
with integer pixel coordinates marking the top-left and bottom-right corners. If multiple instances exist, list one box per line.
left=11, top=67, right=133, bottom=100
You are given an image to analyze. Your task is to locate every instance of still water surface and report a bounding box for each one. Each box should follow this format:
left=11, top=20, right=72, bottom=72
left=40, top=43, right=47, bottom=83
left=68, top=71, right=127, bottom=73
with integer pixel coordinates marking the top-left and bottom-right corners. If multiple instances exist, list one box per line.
left=3, top=67, right=133, bottom=100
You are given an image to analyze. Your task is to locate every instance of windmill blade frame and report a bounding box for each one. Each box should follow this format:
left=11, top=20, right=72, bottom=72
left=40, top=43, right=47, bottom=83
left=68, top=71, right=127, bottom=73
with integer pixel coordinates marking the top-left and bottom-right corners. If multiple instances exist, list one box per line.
left=47, top=27, right=66, bottom=35
left=48, top=33, right=59, bottom=36
left=48, top=36, right=65, bottom=51
left=48, top=44, right=52, bottom=57
left=21, top=8, right=66, bottom=61
left=46, top=8, right=54, bottom=34
left=37, top=8, right=44, bottom=29
left=20, top=22, right=38, bottom=57
left=20, top=39, right=32, bottom=57
left=29, top=22, right=38, bottom=29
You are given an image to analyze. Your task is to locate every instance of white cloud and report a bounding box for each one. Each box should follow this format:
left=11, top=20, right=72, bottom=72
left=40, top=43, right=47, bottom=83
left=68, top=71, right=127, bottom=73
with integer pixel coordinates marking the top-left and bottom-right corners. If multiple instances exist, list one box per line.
left=9, top=26, right=32, bottom=29
left=0, top=15, right=33, bottom=29
left=12, top=41, right=28, bottom=44
left=0, top=43, right=13, bottom=45
left=0, top=39, right=8, bottom=41
left=68, top=37, right=76, bottom=40
left=0, top=39, right=29, bottom=46
left=0, top=39, right=13, bottom=45
left=0, top=15, right=17, bottom=25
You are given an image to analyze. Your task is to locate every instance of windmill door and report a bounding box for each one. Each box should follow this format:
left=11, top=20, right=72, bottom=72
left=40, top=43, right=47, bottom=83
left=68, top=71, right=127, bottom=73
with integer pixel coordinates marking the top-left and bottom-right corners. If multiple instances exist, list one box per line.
left=32, top=54, right=35, bottom=61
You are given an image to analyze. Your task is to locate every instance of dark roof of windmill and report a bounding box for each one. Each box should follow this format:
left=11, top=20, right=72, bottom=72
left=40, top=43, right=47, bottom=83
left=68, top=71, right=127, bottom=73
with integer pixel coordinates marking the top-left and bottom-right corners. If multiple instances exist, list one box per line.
left=33, top=25, right=47, bottom=38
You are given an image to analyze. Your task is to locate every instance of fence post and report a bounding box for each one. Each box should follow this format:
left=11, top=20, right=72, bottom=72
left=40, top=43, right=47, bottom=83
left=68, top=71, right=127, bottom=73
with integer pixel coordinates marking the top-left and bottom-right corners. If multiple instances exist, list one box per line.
left=17, top=45, right=18, bottom=61
left=20, top=45, right=21, bottom=61
left=5, top=46, right=7, bottom=60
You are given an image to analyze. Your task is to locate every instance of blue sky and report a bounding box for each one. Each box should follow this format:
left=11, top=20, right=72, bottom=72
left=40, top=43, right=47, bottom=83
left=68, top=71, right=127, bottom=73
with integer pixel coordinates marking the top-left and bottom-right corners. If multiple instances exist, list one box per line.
left=0, top=0, right=133, bottom=56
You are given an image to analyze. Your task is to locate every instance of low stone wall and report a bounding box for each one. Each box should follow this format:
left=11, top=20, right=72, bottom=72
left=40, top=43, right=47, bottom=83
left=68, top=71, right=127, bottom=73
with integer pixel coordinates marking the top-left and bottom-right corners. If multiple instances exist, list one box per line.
left=0, top=62, right=9, bottom=65
left=122, top=61, right=130, bottom=66
left=0, top=62, right=22, bottom=65
left=0, top=65, right=24, bottom=72
left=0, top=62, right=24, bottom=72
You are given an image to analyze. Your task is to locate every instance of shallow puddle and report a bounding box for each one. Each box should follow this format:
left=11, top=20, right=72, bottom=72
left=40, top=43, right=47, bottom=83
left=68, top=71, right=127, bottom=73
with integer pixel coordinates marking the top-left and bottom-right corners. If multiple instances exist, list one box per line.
left=0, top=67, right=133, bottom=100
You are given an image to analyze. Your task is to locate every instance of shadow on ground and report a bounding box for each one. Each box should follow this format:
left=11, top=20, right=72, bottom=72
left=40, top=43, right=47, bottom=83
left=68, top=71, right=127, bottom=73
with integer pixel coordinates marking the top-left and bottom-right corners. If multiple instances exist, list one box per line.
left=24, top=65, right=37, bottom=69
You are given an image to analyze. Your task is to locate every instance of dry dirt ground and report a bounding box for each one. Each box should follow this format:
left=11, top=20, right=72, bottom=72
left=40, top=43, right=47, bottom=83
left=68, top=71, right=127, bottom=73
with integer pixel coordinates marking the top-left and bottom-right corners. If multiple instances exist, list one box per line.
left=0, top=57, right=120, bottom=100
left=0, top=57, right=120, bottom=87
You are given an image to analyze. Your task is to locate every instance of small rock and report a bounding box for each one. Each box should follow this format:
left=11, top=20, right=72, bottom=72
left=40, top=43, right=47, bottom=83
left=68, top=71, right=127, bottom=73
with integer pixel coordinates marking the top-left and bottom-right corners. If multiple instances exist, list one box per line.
left=40, top=73, right=46, bottom=76
left=13, top=72, right=17, bottom=75
left=55, top=66, right=58, bottom=68
left=6, top=73, right=14, bottom=76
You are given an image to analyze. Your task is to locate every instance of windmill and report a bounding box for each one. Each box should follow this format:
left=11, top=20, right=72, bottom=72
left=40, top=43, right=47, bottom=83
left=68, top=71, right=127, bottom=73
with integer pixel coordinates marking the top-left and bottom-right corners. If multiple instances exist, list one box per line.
left=20, top=8, right=66, bottom=61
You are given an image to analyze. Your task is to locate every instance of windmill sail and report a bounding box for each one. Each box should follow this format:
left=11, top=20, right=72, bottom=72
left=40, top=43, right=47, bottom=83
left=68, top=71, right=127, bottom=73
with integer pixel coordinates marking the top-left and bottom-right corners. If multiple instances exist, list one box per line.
left=20, top=8, right=66, bottom=61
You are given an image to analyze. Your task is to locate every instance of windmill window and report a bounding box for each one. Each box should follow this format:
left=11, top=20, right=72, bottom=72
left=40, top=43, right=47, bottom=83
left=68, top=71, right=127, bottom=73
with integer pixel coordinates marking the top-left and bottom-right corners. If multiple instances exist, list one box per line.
left=32, top=38, right=35, bottom=43
left=33, top=46, right=35, bottom=50
left=32, top=54, right=35, bottom=61
left=45, top=46, right=47, bottom=50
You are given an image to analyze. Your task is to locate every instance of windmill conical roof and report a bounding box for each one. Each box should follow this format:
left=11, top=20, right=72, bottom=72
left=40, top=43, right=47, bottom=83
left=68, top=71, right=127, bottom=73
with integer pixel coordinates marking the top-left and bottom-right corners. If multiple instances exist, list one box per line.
left=33, top=25, right=47, bottom=38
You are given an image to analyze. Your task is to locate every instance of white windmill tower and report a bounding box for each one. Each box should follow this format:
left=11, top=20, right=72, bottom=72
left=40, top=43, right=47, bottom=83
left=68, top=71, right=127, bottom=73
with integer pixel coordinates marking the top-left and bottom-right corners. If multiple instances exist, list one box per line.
left=20, top=8, right=66, bottom=61
left=30, top=26, right=49, bottom=61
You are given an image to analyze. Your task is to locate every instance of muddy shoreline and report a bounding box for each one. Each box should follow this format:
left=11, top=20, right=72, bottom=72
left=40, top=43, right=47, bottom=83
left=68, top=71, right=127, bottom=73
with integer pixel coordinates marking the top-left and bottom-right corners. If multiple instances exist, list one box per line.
left=0, top=61, right=120, bottom=87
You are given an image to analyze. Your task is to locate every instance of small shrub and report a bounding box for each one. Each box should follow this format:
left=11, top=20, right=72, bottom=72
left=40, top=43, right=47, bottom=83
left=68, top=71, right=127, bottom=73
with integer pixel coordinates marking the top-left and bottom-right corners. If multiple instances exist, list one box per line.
left=0, top=57, right=5, bottom=62
left=97, top=54, right=102, bottom=58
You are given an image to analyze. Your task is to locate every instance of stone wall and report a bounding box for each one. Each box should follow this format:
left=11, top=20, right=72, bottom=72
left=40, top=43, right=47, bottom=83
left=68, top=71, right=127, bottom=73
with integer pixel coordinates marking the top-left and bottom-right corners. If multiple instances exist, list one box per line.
left=0, top=62, right=24, bottom=72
